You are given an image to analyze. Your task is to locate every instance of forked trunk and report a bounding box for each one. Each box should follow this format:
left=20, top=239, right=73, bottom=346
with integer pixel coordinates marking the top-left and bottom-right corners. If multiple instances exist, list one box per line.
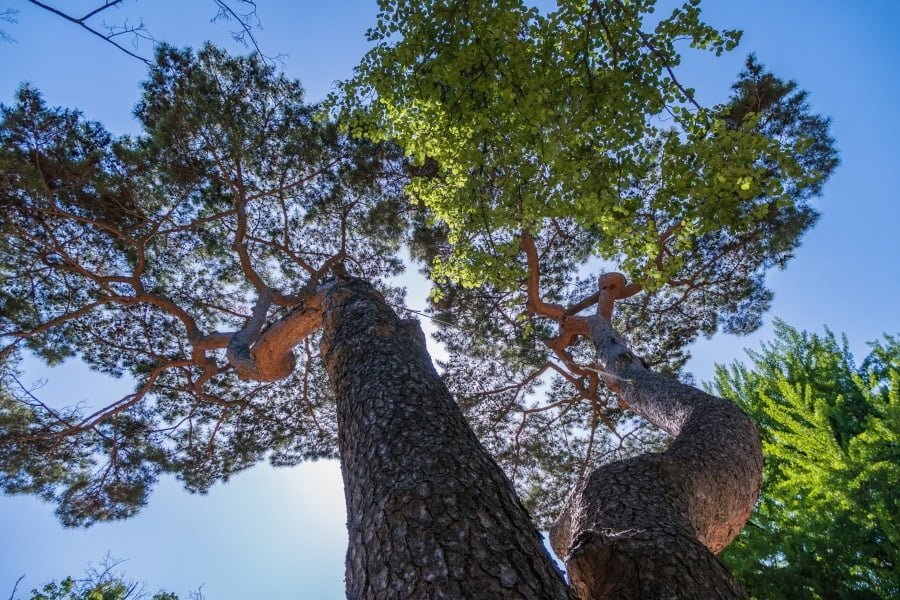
left=319, top=278, right=573, bottom=599
left=316, top=276, right=760, bottom=599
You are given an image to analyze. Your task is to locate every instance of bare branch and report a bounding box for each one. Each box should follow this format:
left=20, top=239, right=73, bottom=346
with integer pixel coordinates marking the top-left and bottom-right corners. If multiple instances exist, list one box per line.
left=226, top=287, right=274, bottom=380
left=0, top=9, right=18, bottom=43
left=7, top=574, right=25, bottom=600
left=210, top=0, right=267, bottom=64
left=470, top=363, right=550, bottom=398
left=26, top=0, right=151, bottom=64
left=24, top=0, right=269, bottom=64
left=78, top=1, right=128, bottom=22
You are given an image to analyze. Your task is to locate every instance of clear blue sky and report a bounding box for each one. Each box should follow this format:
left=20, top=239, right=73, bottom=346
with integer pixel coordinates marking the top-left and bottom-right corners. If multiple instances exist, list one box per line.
left=1, top=1, right=898, bottom=598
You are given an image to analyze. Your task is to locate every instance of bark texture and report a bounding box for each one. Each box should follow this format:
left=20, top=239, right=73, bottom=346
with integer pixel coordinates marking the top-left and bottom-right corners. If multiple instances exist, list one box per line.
left=320, top=278, right=573, bottom=600
left=550, top=313, right=763, bottom=599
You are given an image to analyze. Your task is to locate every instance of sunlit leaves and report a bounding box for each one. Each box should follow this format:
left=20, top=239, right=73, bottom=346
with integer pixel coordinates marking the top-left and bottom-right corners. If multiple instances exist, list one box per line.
left=349, top=1, right=838, bottom=529
left=338, top=0, right=819, bottom=293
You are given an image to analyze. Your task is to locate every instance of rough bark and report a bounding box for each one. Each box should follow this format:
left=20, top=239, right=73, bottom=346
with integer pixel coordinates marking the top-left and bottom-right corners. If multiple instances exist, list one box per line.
left=319, top=277, right=574, bottom=600
left=550, top=305, right=763, bottom=599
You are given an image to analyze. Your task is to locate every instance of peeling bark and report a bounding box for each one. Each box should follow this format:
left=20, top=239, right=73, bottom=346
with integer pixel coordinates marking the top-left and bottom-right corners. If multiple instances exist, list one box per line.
left=549, top=278, right=763, bottom=599
left=319, top=277, right=573, bottom=600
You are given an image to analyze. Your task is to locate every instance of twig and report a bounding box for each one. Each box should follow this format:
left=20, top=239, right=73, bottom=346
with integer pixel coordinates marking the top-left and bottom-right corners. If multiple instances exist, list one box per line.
left=387, top=302, right=455, bottom=327
left=7, top=574, right=25, bottom=600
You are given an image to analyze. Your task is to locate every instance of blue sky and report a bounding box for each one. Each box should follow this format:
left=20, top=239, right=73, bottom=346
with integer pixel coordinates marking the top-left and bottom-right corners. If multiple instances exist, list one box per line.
left=1, top=1, right=898, bottom=598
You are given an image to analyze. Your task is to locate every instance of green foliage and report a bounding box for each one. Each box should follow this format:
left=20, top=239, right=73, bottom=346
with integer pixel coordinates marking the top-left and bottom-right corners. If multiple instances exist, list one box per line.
left=339, top=0, right=837, bottom=527
left=13, top=555, right=191, bottom=600
left=0, top=45, right=407, bottom=525
left=712, top=322, right=899, bottom=599
left=342, top=0, right=837, bottom=396
left=1, top=2, right=839, bottom=534
left=422, top=233, right=670, bottom=528
left=28, top=577, right=134, bottom=600
left=339, top=0, right=834, bottom=293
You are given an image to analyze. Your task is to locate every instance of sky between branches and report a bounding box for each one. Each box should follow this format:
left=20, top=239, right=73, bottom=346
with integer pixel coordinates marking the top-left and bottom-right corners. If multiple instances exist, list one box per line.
left=0, top=1, right=898, bottom=598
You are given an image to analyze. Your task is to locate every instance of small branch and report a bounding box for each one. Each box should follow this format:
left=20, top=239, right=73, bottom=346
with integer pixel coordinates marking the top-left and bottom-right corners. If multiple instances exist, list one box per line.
left=7, top=574, right=25, bottom=600
left=210, top=0, right=267, bottom=64
left=26, top=1, right=269, bottom=64
left=78, top=1, right=127, bottom=23
left=226, top=288, right=273, bottom=380
left=227, top=168, right=301, bottom=306
left=590, top=0, right=620, bottom=65
left=470, top=363, right=550, bottom=398
left=244, top=162, right=340, bottom=203
left=610, top=0, right=703, bottom=110
left=0, top=10, right=18, bottom=44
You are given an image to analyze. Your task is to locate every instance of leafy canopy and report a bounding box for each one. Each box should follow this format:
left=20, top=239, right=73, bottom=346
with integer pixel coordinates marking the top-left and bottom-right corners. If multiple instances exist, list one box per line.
left=713, top=322, right=899, bottom=599
left=11, top=554, right=190, bottom=600
left=1, top=0, right=839, bottom=532
left=339, top=0, right=833, bottom=291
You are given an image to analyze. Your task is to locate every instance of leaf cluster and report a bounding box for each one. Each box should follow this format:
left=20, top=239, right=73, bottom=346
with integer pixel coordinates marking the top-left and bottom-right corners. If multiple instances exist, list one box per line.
left=377, top=5, right=837, bottom=519
left=10, top=553, right=194, bottom=600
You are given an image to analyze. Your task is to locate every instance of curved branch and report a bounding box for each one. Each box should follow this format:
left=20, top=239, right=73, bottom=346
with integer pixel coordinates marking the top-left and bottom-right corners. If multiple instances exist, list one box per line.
left=230, top=172, right=299, bottom=306
left=226, top=287, right=273, bottom=380
left=213, top=285, right=327, bottom=382
left=210, top=0, right=266, bottom=63
left=521, top=231, right=565, bottom=320
left=596, top=272, right=641, bottom=320
left=549, top=275, right=761, bottom=598
left=250, top=288, right=325, bottom=380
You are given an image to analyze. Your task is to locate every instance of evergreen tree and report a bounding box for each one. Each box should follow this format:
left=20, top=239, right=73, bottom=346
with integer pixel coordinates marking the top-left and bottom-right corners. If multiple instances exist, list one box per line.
left=713, top=322, right=899, bottom=599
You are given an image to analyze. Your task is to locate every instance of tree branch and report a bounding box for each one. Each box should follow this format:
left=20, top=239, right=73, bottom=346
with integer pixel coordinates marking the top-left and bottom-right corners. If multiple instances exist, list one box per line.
left=25, top=0, right=268, bottom=64
left=521, top=231, right=565, bottom=320
left=226, top=287, right=273, bottom=380
left=609, top=0, right=703, bottom=110
left=26, top=0, right=151, bottom=64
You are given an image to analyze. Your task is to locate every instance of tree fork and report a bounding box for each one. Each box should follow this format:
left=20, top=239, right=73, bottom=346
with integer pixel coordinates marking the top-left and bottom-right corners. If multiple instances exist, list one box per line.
left=319, top=277, right=574, bottom=600
left=550, top=274, right=763, bottom=599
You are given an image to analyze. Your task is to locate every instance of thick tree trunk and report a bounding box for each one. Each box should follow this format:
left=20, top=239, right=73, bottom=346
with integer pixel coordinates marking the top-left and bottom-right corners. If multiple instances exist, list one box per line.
left=550, top=315, right=763, bottom=599
left=319, top=278, right=573, bottom=600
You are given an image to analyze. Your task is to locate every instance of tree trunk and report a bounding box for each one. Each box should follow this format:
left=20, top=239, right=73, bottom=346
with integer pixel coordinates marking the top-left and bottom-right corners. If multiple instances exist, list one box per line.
left=319, top=278, right=573, bottom=600
left=550, top=315, right=763, bottom=599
